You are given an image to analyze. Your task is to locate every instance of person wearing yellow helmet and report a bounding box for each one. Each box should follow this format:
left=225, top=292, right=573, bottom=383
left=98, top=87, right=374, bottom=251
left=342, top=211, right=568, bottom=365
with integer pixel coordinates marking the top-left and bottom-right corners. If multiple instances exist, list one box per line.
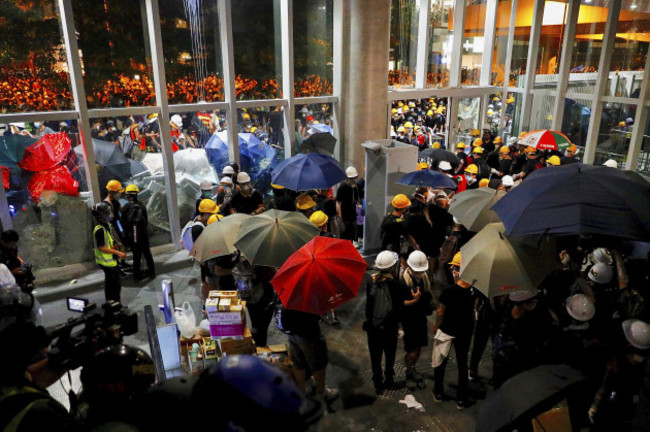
left=392, top=108, right=398, bottom=115
left=494, top=136, right=503, bottom=145
left=417, top=161, right=429, bottom=171
left=207, top=213, right=223, bottom=225
left=478, top=178, right=490, bottom=188
left=561, top=144, right=579, bottom=165
left=546, top=155, right=561, bottom=167
left=309, top=210, right=330, bottom=234
left=464, top=164, right=479, bottom=189
left=471, top=129, right=481, bottom=137
left=295, top=193, right=317, bottom=218
left=404, top=121, right=414, bottom=130
left=454, top=142, right=470, bottom=174
left=381, top=195, right=419, bottom=268
left=426, top=110, right=434, bottom=116
left=473, top=138, right=483, bottom=147
left=122, top=183, right=155, bottom=282
left=103, top=180, right=128, bottom=274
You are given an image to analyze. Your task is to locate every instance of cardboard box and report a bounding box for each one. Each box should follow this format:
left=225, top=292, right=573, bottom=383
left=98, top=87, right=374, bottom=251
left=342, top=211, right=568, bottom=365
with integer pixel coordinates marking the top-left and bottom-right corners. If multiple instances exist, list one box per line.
left=210, top=322, right=245, bottom=340
left=202, top=337, right=220, bottom=360
left=205, top=298, right=246, bottom=325
left=219, top=327, right=255, bottom=355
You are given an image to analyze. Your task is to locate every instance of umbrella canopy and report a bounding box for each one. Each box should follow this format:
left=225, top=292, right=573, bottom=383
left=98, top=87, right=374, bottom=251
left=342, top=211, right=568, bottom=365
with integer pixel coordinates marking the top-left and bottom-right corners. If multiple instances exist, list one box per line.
left=308, top=123, right=334, bottom=135
left=271, top=236, right=367, bottom=314
left=19, top=133, right=72, bottom=172
left=419, top=148, right=460, bottom=166
left=190, top=213, right=252, bottom=261
left=0, top=134, right=36, bottom=168
left=396, top=170, right=457, bottom=189
left=234, top=209, right=319, bottom=267
left=476, top=365, right=587, bottom=432
left=141, top=153, right=164, bottom=175
left=519, top=129, right=571, bottom=152
left=300, top=132, right=337, bottom=156
left=271, top=153, right=346, bottom=191
left=205, top=132, right=230, bottom=172
left=449, top=188, right=505, bottom=232
left=129, top=159, right=148, bottom=177
left=1, top=167, right=9, bottom=189
left=27, top=165, right=79, bottom=203
left=74, top=139, right=131, bottom=182
left=459, top=223, right=558, bottom=297
left=491, top=163, right=650, bottom=241
left=238, top=133, right=277, bottom=173
left=173, top=148, right=218, bottom=183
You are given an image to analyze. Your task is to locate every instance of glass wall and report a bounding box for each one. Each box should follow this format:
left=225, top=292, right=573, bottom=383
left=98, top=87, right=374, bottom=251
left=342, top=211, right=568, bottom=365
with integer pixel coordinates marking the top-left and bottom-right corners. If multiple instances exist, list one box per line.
left=533, top=0, right=568, bottom=90
left=561, top=97, right=591, bottom=151
left=427, top=0, right=454, bottom=88
left=530, top=93, right=556, bottom=130
left=490, top=0, right=513, bottom=86
left=390, top=98, right=449, bottom=148
left=509, top=0, right=534, bottom=88
left=389, top=0, right=419, bottom=88
left=594, top=102, right=638, bottom=166
left=72, top=0, right=155, bottom=109
left=461, top=0, right=487, bottom=86
left=455, top=96, right=482, bottom=146
left=294, top=103, right=335, bottom=155
left=231, top=0, right=283, bottom=99
left=0, top=0, right=73, bottom=113
left=566, top=0, right=607, bottom=94
left=159, top=0, right=224, bottom=104
left=638, top=111, right=650, bottom=175
left=293, top=0, right=334, bottom=97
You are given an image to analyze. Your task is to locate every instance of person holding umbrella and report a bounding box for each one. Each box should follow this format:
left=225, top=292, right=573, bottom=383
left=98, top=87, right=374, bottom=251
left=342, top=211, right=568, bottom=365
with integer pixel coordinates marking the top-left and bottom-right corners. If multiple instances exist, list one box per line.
left=401, top=251, right=435, bottom=390
left=363, top=251, right=406, bottom=395
left=431, top=252, right=475, bottom=410
left=121, top=184, right=155, bottom=282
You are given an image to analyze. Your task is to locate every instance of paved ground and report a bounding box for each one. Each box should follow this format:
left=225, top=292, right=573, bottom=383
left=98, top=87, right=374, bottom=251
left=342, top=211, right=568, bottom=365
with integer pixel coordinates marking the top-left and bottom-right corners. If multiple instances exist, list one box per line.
left=38, top=254, right=494, bottom=431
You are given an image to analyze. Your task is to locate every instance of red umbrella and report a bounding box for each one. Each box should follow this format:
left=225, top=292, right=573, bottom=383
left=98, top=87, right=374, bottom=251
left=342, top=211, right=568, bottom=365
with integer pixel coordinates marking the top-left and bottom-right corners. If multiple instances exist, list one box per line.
left=271, top=236, right=368, bottom=314
left=1, top=167, right=9, bottom=190
left=19, top=133, right=72, bottom=171
left=27, top=165, right=79, bottom=203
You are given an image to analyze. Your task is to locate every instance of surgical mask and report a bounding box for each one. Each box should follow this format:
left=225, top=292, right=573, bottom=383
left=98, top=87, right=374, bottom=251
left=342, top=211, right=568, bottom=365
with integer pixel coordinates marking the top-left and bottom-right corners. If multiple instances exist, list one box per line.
left=34, top=122, right=41, bottom=128
left=201, top=190, right=212, bottom=199
left=347, top=179, right=357, bottom=187
left=465, top=174, right=474, bottom=182
left=240, top=184, right=252, bottom=194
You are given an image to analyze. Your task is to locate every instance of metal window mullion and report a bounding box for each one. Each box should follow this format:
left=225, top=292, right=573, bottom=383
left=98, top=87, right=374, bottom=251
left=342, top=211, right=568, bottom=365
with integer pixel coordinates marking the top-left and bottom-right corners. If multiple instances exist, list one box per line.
left=480, top=0, right=498, bottom=87
left=498, top=0, right=517, bottom=135
left=449, top=0, right=467, bottom=88
left=551, top=0, right=580, bottom=131
left=145, top=0, right=181, bottom=245
left=168, top=102, right=229, bottom=113
left=87, top=106, right=159, bottom=119
left=58, top=0, right=101, bottom=204
left=625, top=47, right=650, bottom=170
left=218, top=0, right=239, bottom=164
left=0, top=111, right=80, bottom=124
left=448, top=96, right=459, bottom=147
left=280, top=0, right=295, bottom=160
left=582, top=0, right=621, bottom=164
left=332, top=0, right=344, bottom=161
left=519, top=0, right=545, bottom=131
left=235, top=99, right=289, bottom=109
left=387, top=85, right=496, bottom=101
left=415, top=0, right=431, bottom=89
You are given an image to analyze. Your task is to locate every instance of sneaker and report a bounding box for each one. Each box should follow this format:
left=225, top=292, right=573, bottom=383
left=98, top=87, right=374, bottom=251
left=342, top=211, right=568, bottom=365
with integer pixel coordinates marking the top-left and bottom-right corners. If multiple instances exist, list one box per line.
left=373, top=381, right=384, bottom=395
left=323, top=387, right=339, bottom=402
left=330, top=314, right=340, bottom=325
left=432, top=392, right=444, bottom=403
left=468, top=370, right=477, bottom=381
left=383, top=375, right=395, bottom=389
left=456, top=399, right=467, bottom=410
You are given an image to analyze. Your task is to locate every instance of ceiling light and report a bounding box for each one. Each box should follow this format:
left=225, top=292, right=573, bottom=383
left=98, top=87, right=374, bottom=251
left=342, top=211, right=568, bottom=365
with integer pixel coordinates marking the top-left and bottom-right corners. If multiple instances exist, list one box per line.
left=631, top=3, right=638, bottom=9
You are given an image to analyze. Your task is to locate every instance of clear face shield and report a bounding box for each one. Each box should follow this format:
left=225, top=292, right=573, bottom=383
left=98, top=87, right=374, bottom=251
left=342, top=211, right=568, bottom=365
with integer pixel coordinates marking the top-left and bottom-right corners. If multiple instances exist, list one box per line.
left=232, top=262, right=255, bottom=302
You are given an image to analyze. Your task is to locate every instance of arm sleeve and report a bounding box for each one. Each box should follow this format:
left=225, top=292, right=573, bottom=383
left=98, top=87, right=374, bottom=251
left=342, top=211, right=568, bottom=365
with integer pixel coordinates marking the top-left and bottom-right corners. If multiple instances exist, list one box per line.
left=94, top=228, right=106, bottom=248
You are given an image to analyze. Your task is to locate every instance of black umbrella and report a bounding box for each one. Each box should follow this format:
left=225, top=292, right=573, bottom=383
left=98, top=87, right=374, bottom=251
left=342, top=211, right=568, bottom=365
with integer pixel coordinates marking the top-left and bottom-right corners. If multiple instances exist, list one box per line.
left=74, top=139, right=131, bottom=183
left=129, top=159, right=148, bottom=177
left=476, top=365, right=587, bottom=432
left=419, top=148, right=460, bottom=166
left=300, top=132, right=337, bottom=156
left=491, top=163, right=650, bottom=241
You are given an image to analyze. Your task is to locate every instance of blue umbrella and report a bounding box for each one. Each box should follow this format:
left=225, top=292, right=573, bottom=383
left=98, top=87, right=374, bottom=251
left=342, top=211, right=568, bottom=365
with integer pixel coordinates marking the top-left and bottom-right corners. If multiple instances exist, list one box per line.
left=205, top=131, right=230, bottom=172
left=238, top=133, right=277, bottom=174
left=308, top=123, right=334, bottom=134
left=396, top=170, right=457, bottom=189
left=491, top=163, right=650, bottom=240
left=271, top=153, right=346, bottom=191
left=0, top=134, right=37, bottom=168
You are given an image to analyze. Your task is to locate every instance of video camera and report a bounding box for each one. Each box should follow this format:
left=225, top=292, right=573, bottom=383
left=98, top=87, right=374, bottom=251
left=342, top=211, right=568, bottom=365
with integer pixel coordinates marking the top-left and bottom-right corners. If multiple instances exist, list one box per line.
left=47, top=299, right=138, bottom=371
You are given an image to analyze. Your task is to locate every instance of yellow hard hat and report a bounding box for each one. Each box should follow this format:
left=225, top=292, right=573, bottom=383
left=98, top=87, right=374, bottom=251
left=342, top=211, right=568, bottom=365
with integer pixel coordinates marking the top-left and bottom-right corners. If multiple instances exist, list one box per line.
left=525, top=146, right=537, bottom=154
left=271, top=183, right=285, bottom=190
left=198, top=199, right=218, bottom=214
left=295, top=194, right=316, bottom=210
left=506, top=96, right=515, bottom=104
left=473, top=147, right=484, bottom=154
left=479, top=178, right=490, bottom=188
left=426, top=110, right=434, bottom=116
left=391, top=194, right=411, bottom=209
left=125, top=184, right=139, bottom=194
left=312, top=120, right=320, bottom=124
left=436, top=107, right=444, bottom=114
left=402, top=106, right=410, bottom=113
left=408, top=101, right=416, bottom=107
left=465, top=164, right=478, bottom=175
left=432, top=141, right=441, bottom=149
left=456, top=142, right=466, bottom=149
left=148, top=113, right=158, bottom=119
left=547, top=155, right=561, bottom=166
left=494, top=136, right=503, bottom=144
left=618, top=121, right=626, bottom=127
left=417, top=162, right=429, bottom=171
left=414, top=125, right=422, bottom=131
left=242, top=113, right=251, bottom=120
left=499, top=146, right=510, bottom=154
left=106, top=180, right=124, bottom=193
left=449, top=251, right=461, bottom=267
left=473, top=138, right=483, bottom=147
left=250, top=126, right=258, bottom=133
left=397, top=126, right=406, bottom=133
left=309, top=210, right=328, bottom=227
left=398, top=101, right=404, bottom=107
left=404, top=121, right=413, bottom=129
left=207, top=213, right=223, bottom=225
left=493, top=96, right=500, bottom=101
left=519, top=131, right=528, bottom=139
left=487, top=109, right=494, bottom=115
left=566, top=144, right=577, bottom=154
left=471, top=129, right=481, bottom=137
left=391, top=108, right=398, bottom=114
left=546, top=114, right=553, bottom=121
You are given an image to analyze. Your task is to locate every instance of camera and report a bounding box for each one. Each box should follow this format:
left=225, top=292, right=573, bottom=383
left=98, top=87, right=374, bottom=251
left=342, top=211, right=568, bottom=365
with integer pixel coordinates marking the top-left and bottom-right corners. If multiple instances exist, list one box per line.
left=47, top=300, right=138, bottom=371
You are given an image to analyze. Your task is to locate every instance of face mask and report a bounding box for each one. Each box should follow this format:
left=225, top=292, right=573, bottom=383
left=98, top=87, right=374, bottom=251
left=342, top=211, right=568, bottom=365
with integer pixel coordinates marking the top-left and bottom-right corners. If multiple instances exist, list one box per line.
left=34, top=122, right=41, bottom=128
left=106, top=215, right=114, bottom=222
left=465, top=174, right=474, bottom=182
left=240, top=184, right=252, bottom=194
left=347, top=179, right=357, bottom=187
left=201, top=190, right=212, bottom=199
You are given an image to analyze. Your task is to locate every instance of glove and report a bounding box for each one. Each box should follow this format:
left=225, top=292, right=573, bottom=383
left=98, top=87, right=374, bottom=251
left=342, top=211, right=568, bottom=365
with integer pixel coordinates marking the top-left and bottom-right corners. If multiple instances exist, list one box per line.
left=490, top=168, right=500, bottom=175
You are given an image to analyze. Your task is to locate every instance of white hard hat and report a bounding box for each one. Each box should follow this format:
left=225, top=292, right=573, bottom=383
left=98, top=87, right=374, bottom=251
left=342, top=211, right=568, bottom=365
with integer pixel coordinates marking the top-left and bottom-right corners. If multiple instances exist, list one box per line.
left=220, top=177, right=233, bottom=186
left=200, top=180, right=213, bottom=190
left=346, top=166, right=358, bottom=178
left=592, top=248, right=613, bottom=265
left=237, top=172, right=251, bottom=183
left=407, top=250, right=428, bottom=272
left=438, top=161, right=452, bottom=171
left=507, top=137, right=518, bottom=146
left=223, top=166, right=235, bottom=175
left=603, top=159, right=618, bottom=168
left=565, top=294, right=595, bottom=322
left=453, top=216, right=460, bottom=225
left=588, top=262, right=613, bottom=285
left=509, top=290, right=538, bottom=302
left=375, top=251, right=399, bottom=270
left=501, top=175, right=514, bottom=187
left=622, top=319, right=650, bottom=350
left=171, top=114, right=183, bottom=128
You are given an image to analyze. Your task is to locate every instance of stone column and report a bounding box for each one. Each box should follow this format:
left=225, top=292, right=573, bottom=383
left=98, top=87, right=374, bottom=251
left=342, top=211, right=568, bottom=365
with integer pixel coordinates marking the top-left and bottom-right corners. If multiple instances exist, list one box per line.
left=339, top=0, right=391, bottom=174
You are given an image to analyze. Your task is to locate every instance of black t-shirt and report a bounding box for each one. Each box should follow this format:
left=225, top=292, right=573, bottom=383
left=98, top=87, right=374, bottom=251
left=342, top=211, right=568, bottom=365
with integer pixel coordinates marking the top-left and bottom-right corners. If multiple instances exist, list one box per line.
left=499, top=158, right=513, bottom=175
left=364, top=275, right=406, bottom=328
left=407, top=213, right=432, bottom=254
left=94, top=222, right=111, bottom=248
left=0, top=246, right=21, bottom=271
left=191, top=222, right=204, bottom=243
left=336, top=182, right=361, bottom=222
left=523, top=158, right=541, bottom=176
left=280, top=309, right=322, bottom=338
left=230, top=191, right=263, bottom=214
left=380, top=213, right=408, bottom=252
left=438, top=284, right=475, bottom=337
left=314, top=195, right=337, bottom=218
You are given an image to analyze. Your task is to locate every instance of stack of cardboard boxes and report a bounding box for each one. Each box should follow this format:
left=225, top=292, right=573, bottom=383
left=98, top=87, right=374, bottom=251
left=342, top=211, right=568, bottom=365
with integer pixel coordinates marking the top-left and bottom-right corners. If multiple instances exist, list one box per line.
left=205, top=291, right=255, bottom=355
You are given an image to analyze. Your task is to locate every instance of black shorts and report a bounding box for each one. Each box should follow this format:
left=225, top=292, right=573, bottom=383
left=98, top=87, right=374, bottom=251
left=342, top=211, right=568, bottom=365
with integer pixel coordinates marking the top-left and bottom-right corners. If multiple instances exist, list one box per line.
left=402, top=318, right=429, bottom=352
left=288, top=333, right=329, bottom=371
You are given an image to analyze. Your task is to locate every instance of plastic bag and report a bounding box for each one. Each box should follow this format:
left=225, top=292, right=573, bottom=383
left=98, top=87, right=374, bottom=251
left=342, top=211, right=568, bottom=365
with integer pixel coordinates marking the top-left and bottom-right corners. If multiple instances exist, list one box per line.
left=174, top=301, right=196, bottom=338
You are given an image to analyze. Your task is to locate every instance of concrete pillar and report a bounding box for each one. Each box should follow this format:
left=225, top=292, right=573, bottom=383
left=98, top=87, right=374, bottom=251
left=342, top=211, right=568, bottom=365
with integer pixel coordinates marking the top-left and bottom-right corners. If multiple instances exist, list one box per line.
left=339, top=0, right=391, bottom=175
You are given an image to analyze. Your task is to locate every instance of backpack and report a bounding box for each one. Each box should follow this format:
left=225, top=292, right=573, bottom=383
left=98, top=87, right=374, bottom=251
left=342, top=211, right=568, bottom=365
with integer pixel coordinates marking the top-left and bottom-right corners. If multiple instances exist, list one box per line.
left=181, top=219, right=204, bottom=252
left=370, top=277, right=393, bottom=327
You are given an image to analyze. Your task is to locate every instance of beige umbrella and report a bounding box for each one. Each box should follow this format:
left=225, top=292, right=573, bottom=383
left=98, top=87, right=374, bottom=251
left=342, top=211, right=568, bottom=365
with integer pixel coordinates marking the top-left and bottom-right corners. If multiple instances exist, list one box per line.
left=449, top=188, right=505, bottom=232
left=190, top=213, right=251, bottom=261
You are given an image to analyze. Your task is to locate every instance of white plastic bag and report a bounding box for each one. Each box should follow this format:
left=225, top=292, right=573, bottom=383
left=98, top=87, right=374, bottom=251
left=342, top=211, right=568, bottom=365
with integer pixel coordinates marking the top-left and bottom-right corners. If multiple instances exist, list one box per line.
left=175, top=302, right=196, bottom=338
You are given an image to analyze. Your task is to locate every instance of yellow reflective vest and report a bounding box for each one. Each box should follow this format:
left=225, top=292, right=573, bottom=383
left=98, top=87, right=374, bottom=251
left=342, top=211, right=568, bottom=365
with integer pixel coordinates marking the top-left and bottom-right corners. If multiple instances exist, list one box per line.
left=93, top=224, right=117, bottom=267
